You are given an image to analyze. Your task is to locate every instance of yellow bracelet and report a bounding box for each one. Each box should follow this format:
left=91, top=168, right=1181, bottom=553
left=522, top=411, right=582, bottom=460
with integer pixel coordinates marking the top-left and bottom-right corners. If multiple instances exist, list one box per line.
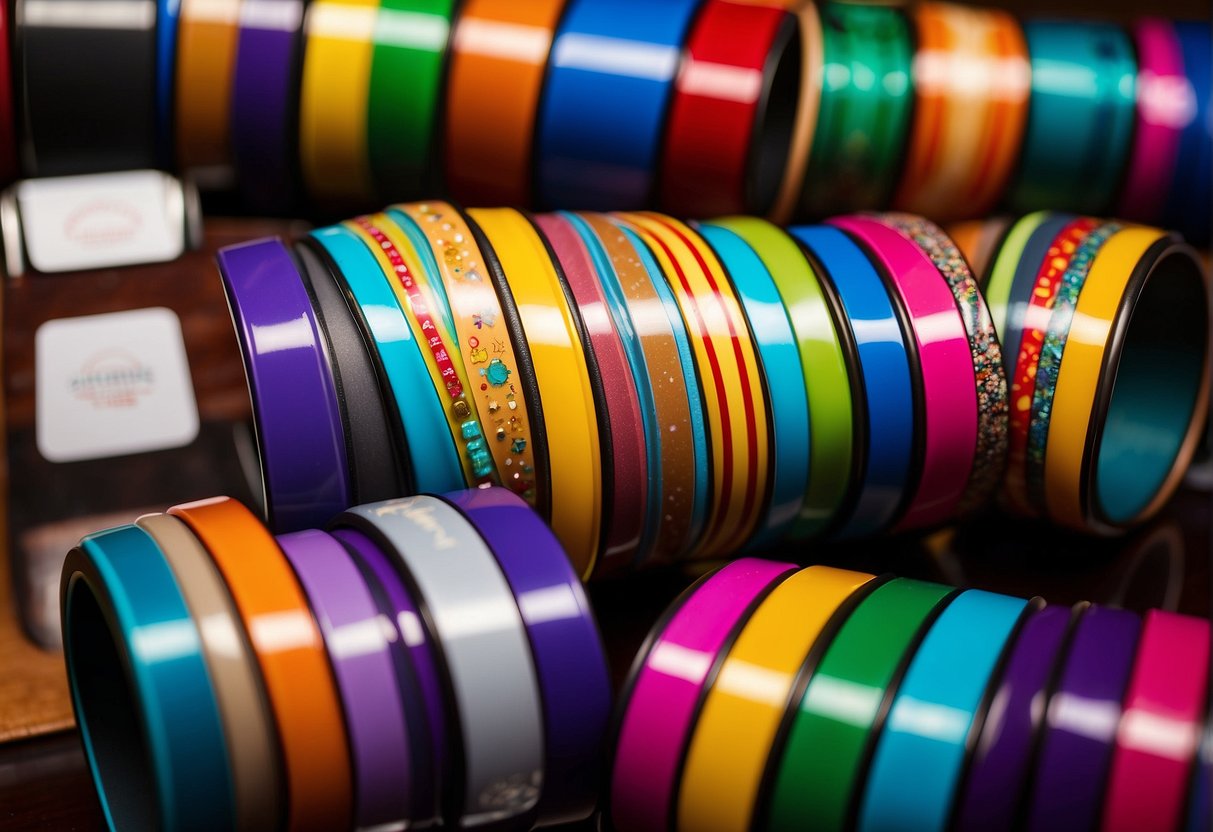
left=300, top=0, right=378, bottom=203
left=617, top=212, right=770, bottom=558
left=466, top=208, right=603, bottom=578
left=677, top=566, right=877, bottom=832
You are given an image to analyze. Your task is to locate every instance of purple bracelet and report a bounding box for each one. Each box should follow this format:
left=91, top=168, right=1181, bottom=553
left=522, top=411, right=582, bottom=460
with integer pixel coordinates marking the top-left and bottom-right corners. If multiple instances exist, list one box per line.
left=217, top=238, right=350, bottom=531
left=955, top=603, right=1078, bottom=832
left=441, top=487, right=612, bottom=826
left=1025, top=605, right=1141, bottom=831
left=332, top=527, right=444, bottom=825
left=230, top=0, right=305, bottom=210
left=277, top=529, right=411, bottom=829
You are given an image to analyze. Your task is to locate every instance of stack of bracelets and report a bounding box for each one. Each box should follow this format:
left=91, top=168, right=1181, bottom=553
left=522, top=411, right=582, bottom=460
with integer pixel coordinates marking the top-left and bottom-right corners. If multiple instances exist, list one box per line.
left=62, top=499, right=1212, bottom=832
left=61, top=489, right=612, bottom=832
left=610, top=557, right=1212, bottom=832
left=218, top=202, right=1210, bottom=577
left=6, top=0, right=1209, bottom=238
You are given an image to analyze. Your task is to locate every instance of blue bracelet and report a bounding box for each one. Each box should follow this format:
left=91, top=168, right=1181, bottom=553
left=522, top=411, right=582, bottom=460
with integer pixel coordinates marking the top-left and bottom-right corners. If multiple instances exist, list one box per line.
left=155, top=0, right=179, bottom=163
left=1163, top=22, right=1212, bottom=245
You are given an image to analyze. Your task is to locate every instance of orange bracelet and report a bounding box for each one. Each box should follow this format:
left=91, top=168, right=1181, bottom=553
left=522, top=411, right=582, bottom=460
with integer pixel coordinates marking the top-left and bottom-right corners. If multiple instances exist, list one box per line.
left=175, top=0, right=242, bottom=171
left=168, top=497, right=352, bottom=832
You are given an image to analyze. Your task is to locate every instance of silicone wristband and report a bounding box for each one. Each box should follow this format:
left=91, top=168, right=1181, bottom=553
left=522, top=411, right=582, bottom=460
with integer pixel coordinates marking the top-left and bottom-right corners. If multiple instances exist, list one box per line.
left=1118, top=20, right=1187, bottom=222
left=1025, top=606, right=1141, bottom=832
left=620, top=212, right=769, bottom=557
left=879, top=213, right=1008, bottom=512
left=892, top=3, right=1029, bottom=220
left=679, top=566, right=877, bottom=832
left=298, top=0, right=378, bottom=203
left=443, top=0, right=564, bottom=205
left=536, top=0, right=703, bottom=209
left=713, top=217, right=852, bottom=538
left=857, top=590, right=1031, bottom=832
left=536, top=213, right=647, bottom=571
left=766, top=0, right=822, bottom=224
left=332, top=527, right=442, bottom=825
left=336, top=497, right=546, bottom=829
left=169, top=498, right=353, bottom=832
left=609, top=559, right=797, bottom=832
left=618, top=221, right=713, bottom=557
left=63, top=525, right=235, bottom=832
left=797, top=2, right=913, bottom=217
left=955, top=603, right=1078, bottom=832
left=443, top=487, right=613, bottom=825
left=278, top=531, right=412, bottom=828
left=979, top=211, right=1051, bottom=345
left=1162, top=23, right=1212, bottom=244
left=0, top=2, right=16, bottom=181
left=230, top=0, right=307, bottom=210
left=392, top=202, right=544, bottom=505
left=366, top=0, right=454, bottom=200
left=1050, top=230, right=1209, bottom=532
left=1102, top=611, right=1210, bottom=832
left=17, top=0, right=159, bottom=175
left=295, top=239, right=406, bottom=502
left=468, top=208, right=604, bottom=576
left=831, top=216, right=977, bottom=531
left=137, top=513, right=282, bottom=832
left=175, top=0, right=240, bottom=171
left=659, top=1, right=800, bottom=216
left=791, top=225, right=914, bottom=538
left=1008, top=22, right=1137, bottom=214
left=309, top=224, right=464, bottom=495
left=766, top=578, right=957, bottom=832
left=698, top=223, right=808, bottom=548
left=217, top=238, right=351, bottom=532
left=1024, top=223, right=1121, bottom=513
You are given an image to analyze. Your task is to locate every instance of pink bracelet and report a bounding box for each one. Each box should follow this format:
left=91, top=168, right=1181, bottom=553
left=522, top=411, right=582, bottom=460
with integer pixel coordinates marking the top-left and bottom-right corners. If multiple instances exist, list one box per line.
left=1101, top=609, right=1210, bottom=832
left=609, top=558, right=795, bottom=832
left=1117, top=19, right=1189, bottom=221
left=829, top=215, right=978, bottom=530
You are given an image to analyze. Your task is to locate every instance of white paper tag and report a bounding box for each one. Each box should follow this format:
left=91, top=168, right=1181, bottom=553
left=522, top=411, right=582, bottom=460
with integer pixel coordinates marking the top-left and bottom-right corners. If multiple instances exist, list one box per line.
left=16, top=170, right=186, bottom=273
left=35, top=308, right=200, bottom=463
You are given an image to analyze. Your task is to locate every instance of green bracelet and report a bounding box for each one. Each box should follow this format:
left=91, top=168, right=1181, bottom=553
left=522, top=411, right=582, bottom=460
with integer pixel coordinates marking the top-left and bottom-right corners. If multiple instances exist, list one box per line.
left=980, top=212, right=1049, bottom=348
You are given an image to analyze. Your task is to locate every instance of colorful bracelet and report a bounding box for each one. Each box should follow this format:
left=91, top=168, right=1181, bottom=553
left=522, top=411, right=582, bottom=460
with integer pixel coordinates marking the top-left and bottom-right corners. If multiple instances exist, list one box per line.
left=175, top=0, right=241, bottom=172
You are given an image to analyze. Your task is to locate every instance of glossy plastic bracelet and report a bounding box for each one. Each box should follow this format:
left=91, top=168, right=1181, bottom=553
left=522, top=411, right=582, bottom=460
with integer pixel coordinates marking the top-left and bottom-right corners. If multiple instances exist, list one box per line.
left=698, top=223, right=807, bottom=548
left=63, top=526, right=235, bottom=832
left=880, top=214, right=1008, bottom=512
left=536, top=213, right=646, bottom=570
left=765, top=578, right=956, bottom=832
left=679, top=567, right=877, bottom=832
left=367, top=0, right=454, bottom=200
left=791, top=225, right=915, bottom=538
left=892, top=3, right=1029, bottom=220
left=832, top=216, right=976, bottom=531
left=979, top=212, right=1050, bottom=346
left=715, top=217, right=852, bottom=538
left=951, top=216, right=1014, bottom=286
left=169, top=498, right=353, bottom=832
left=766, top=0, right=821, bottom=224
left=137, top=513, right=281, bottom=832
left=0, top=2, right=16, bottom=180
left=444, top=0, right=564, bottom=205
left=1048, top=229, right=1209, bottom=532
left=1025, top=606, right=1141, bottom=831
left=1162, top=23, right=1212, bottom=244
left=230, top=0, right=307, bottom=210
left=392, top=202, right=545, bottom=504
left=278, top=530, right=412, bottom=829
left=536, top=0, right=703, bottom=209
left=1007, top=22, right=1137, bottom=214
left=857, top=590, right=1031, bottom=832
left=467, top=208, right=603, bottom=576
left=217, top=238, right=351, bottom=532
left=954, top=603, right=1080, bottom=832
left=298, top=0, right=378, bottom=203
left=621, top=213, right=769, bottom=557
left=1102, top=611, right=1210, bottom=832
left=659, top=1, right=800, bottom=217
left=797, top=2, right=913, bottom=217
left=443, top=487, right=613, bottom=825
left=609, top=559, right=796, bottom=832
left=175, top=0, right=240, bottom=171
left=336, top=497, right=546, bottom=829
left=307, top=225, right=463, bottom=495
left=1118, top=20, right=1187, bottom=222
